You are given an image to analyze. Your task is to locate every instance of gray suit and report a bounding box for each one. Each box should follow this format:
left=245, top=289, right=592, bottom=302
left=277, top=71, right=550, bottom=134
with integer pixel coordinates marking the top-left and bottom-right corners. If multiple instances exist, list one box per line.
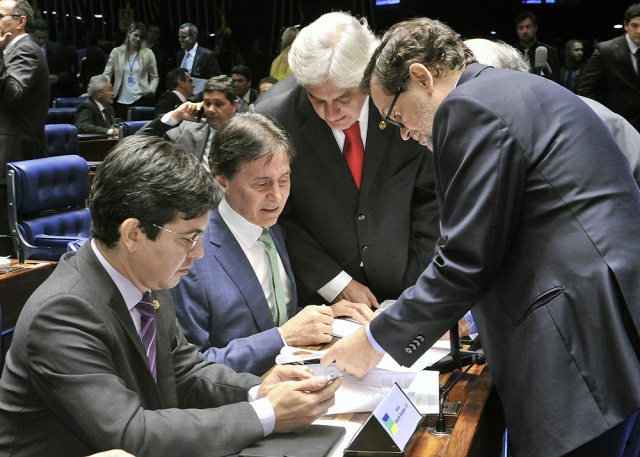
left=256, top=76, right=440, bottom=304
left=370, top=64, right=640, bottom=457
left=0, top=242, right=265, bottom=457
left=138, top=116, right=211, bottom=162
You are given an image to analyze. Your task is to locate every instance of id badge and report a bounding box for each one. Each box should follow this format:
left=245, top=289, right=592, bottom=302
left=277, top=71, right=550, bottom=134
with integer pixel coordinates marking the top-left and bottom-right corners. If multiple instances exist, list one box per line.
left=127, top=75, right=136, bottom=86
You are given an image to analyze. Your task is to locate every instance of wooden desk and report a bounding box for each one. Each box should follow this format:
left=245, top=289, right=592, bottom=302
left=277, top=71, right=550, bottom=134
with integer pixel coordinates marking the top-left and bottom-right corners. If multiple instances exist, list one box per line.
left=1, top=260, right=56, bottom=361
left=290, top=341, right=504, bottom=457
left=78, top=138, right=119, bottom=162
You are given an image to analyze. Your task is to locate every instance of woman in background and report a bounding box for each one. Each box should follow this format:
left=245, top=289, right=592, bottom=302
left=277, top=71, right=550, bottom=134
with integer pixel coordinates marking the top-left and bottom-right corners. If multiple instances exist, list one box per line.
left=104, top=22, right=158, bottom=119
left=270, top=27, right=298, bottom=81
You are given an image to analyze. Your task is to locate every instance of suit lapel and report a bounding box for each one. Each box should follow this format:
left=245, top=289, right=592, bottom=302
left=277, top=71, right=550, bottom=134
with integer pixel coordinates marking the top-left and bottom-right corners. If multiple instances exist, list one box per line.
left=209, top=211, right=276, bottom=331
left=359, top=102, right=389, bottom=197
left=270, top=226, right=298, bottom=315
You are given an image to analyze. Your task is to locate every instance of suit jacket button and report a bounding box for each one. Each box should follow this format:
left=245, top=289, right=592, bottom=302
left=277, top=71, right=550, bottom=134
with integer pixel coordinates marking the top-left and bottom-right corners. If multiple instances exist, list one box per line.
left=409, top=343, right=417, bottom=351
left=357, top=214, right=366, bottom=221
left=405, top=347, right=413, bottom=354
left=416, top=335, right=425, bottom=343
left=413, top=339, right=421, bottom=347
left=362, top=245, right=369, bottom=252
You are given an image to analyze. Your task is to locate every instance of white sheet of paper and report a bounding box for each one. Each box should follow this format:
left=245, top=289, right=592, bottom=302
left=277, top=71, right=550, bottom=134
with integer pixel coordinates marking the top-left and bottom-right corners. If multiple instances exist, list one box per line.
left=192, top=77, right=207, bottom=94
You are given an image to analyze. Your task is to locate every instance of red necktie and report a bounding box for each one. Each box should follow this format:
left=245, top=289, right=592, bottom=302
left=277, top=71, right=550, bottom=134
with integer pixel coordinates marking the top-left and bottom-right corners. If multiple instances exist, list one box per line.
left=102, top=108, right=112, bottom=128
left=343, top=121, right=364, bottom=190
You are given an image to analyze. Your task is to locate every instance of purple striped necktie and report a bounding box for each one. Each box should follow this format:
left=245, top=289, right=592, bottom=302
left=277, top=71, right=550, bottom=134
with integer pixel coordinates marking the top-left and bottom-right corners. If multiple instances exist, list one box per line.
left=135, top=291, right=157, bottom=382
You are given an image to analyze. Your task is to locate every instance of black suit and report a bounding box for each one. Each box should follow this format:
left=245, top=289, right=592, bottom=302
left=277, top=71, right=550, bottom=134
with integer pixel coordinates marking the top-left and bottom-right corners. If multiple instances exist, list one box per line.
left=256, top=76, right=440, bottom=304
left=515, top=40, right=561, bottom=83
left=176, top=45, right=221, bottom=80
left=371, top=64, right=640, bottom=457
left=0, top=35, right=49, bottom=255
left=155, top=90, right=183, bottom=118
left=74, top=99, right=115, bottom=135
left=578, top=34, right=640, bottom=132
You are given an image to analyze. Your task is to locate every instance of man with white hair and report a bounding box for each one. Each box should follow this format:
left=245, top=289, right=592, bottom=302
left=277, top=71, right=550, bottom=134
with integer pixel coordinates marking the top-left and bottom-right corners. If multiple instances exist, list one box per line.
left=256, top=12, right=440, bottom=309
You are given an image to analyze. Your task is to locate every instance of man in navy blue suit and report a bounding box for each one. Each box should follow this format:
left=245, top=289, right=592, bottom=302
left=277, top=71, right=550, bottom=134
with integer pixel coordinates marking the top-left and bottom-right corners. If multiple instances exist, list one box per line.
left=323, top=18, right=640, bottom=457
left=171, top=112, right=373, bottom=375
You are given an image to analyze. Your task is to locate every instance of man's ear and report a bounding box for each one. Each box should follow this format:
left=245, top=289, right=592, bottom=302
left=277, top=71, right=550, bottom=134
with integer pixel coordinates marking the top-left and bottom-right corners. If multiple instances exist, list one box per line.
left=408, top=62, right=435, bottom=94
left=215, top=175, right=229, bottom=191
left=120, top=218, right=143, bottom=253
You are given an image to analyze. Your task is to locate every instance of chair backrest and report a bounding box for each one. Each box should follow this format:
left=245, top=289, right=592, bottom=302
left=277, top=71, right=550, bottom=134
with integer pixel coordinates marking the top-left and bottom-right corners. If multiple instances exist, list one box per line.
left=119, top=120, right=148, bottom=137
left=7, top=155, right=91, bottom=260
left=127, top=106, right=155, bottom=121
left=44, top=124, right=79, bottom=157
left=46, top=107, right=77, bottom=125
left=53, top=97, right=88, bottom=108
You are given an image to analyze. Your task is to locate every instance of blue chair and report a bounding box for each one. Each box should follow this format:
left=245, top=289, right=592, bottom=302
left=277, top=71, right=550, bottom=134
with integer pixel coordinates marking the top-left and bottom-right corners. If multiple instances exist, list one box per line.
left=46, top=107, right=77, bottom=125
left=44, top=124, right=79, bottom=157
left=7, top=155, right=91, bottom=261
left=127, top=106, right=155, bottom=121
left=53, top=97, right=87, bottom=108
left=119, top=120, right=147, bottom=137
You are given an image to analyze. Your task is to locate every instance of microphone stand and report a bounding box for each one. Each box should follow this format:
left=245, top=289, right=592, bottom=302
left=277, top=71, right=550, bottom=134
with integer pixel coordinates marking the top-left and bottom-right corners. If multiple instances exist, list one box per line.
left=0, top=234, right=25, bottom=265
left=428, top=324, right=480, bottom=373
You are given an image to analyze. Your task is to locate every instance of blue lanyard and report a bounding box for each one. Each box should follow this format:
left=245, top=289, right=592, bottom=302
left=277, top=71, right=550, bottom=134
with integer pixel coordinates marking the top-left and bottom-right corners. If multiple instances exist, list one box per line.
left=128, top=53, right=138, bottom=74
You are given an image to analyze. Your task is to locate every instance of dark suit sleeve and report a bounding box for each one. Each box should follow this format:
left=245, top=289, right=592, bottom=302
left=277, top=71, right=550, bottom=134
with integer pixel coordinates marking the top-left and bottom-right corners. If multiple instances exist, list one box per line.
left=371, top=94, right=527, bottom=366
left=155, top=92, right=178, bottom=118
left=137, top=116, right=177, bottom=138
left=576, top=46, right=606, bottom=101
left=206, top=50, right=222, bottom=77
left=0, top=41, right=46, bottom=109
left=74, top=103, right=109, bottom=134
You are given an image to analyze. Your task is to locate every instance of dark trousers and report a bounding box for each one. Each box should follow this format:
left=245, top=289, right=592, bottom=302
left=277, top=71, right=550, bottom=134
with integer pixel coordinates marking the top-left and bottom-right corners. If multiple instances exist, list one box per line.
left=563, top=410, right=640, bottom=457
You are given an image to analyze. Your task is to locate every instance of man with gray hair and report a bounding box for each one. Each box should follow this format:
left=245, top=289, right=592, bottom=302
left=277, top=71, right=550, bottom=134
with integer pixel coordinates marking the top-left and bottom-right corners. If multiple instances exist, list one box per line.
left=256, top=11, right=440, bottom=309
left=75, top=74, right=118, bottom=136
left=176, top=22, right=221, bottom=80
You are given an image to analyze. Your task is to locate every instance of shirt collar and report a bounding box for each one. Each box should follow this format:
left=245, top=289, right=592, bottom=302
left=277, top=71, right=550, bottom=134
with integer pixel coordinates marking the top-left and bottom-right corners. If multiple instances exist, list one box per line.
left=3, top=33, right=28, bottom=56
left=91, top=239, right=148, bottom=312
left=331, top=95, right=370, bottom=141
left=217, top=197, right=264, bottom=248
left=94, top=100, right=106, bottom=111
left=626, top=34, right=639, bottom=54
left=189, top=42, right=199, bottom=57
left=173, top=90, right=187, bottom=103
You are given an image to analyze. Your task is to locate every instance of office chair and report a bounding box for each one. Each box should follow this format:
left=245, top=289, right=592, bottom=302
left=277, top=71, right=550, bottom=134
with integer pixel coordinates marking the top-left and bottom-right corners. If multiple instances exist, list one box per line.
left=119, top=120, right=148, bottom=137
left=52, top=97, right=87, bottom=108
left=7, top=155, right=91, bottom=261
left=44, top=124, right=79, bottom=157
left=46, top=107, right=77, bottom=125
left=127, top=106, right=155, bottom=121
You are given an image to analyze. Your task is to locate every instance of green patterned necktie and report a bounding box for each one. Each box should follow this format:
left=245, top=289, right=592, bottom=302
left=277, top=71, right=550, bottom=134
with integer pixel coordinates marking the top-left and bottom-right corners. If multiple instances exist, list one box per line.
left=259, top=228, right=288, bottom=326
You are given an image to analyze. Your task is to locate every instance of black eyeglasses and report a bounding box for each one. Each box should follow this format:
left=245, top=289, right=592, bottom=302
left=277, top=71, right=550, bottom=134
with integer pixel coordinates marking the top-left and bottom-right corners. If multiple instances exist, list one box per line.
left=385, top=74, right=410, bottom=129
left=0, top=13, right=22, bottom=19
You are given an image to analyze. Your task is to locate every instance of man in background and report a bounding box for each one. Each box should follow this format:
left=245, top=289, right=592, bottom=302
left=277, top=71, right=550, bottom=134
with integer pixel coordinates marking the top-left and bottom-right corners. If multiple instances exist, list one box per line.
left=578, top=2, right=640, bottom=132
left=514, top=10, right=561, bottom=82
left=256, top=12, right=440, bottom=308
left=31, top=18, right=76, bottom=100
left=561, top=39, right=585, bottom=92
left=176, top=22, right=221, bottom=81
left=232, top=65, right=257, bottom=112
left=155, top=67, right=195, bottom=118
left=75, top=74, right=118, bottom=137
left=0, top=0, right=49, bottom=256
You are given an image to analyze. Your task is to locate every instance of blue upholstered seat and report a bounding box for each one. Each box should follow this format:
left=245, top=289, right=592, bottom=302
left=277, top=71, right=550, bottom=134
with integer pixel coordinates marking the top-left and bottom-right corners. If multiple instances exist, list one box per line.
left=119, top=120, right=148, bottom=137
left=127, top=106, right=155, bottom=121
left=46, top=107, right=77, bottom=125
left=44, top=124, right=79, bottom=157
left=52, top=97, right=88, bottom=108
left=7, top=155, right=91, bottom=261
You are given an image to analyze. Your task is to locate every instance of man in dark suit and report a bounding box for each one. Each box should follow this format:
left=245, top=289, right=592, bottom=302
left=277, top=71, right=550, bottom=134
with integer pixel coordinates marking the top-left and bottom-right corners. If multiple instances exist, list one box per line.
left=176, top=22, right=221, bottom=80
left=75, top=74, right=118, bottom=136
left=31, top=18, right=76, bottom=100
left=256, top=12, right=440, bottom=308
left=514, top=10, right=561, bottom=83
left=0, top=135, right=340, bottom=457
left=0, top=0, right=49, bottom=256
left=578, top=3, right=640, bottom=132
left=140, top=75, right=236, bottom=169
left=324, top=17, right=640, bottom=457
left=155, top=67, right=194, bottom=118
left=232, top=64, right=258, bottom=112
left=171, top=113, right=374, bottom=376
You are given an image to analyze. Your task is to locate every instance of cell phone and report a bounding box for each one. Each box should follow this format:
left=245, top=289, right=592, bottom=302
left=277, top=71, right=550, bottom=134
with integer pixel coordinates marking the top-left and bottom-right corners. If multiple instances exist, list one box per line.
left=196, top=106, right=205, bottom=122
left=325, top=372, right=342, bottom=386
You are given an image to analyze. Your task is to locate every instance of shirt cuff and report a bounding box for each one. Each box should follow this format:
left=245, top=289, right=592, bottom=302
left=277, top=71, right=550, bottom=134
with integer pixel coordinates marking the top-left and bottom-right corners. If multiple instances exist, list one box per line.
left=161, top=111, right=179, bottom=126
left=107, top=128, right=114, bottom=136
left=249, top=385, right=276, bottom=436
left=365, top=323, right=386, bottom=354
left=464, top=311, right=478, bottom=338
left=317, top=271, right=352, bottom=303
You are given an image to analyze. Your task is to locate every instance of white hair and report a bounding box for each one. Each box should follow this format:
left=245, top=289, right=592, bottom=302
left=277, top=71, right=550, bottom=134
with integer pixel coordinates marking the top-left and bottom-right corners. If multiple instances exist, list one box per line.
left=288, top=11, right=378, bottom=88
left=464, top=38, right=531, bottom=73
left=88, top=74, right=111, bottom=98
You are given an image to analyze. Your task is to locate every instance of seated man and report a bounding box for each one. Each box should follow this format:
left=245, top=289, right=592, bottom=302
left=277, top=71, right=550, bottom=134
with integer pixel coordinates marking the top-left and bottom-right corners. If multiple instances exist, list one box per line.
left=0, top=135, right=340, bottom=457
left=155, top=67, right=195, bottom=118
left=75, top=74, right=118, bottom=137
left=171, top=112, right=374, bottom=375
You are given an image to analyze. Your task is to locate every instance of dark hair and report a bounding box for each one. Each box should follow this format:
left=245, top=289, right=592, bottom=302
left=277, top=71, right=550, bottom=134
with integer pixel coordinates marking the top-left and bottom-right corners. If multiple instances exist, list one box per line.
left=257, top=76, right=278, bottom=95
left=625, top=3, right=640, bottom=22
left=12, top=0, right=35, bottom=32
left=166, top=67, right=189, bottom=91
left=32, top=17, right=48, bottom=32
left=204, top=75, right=237, bottom=104
left=90, top=136, right=217, bottom=249
left=211, top=112, right=295, bottom=180
left=180, top=22, right=198, bottom=37
left=231, top=65, right=253, bottom=83
left=361, top=18, right=475, bottom=95
left=515, top=11, right=537, bottom=27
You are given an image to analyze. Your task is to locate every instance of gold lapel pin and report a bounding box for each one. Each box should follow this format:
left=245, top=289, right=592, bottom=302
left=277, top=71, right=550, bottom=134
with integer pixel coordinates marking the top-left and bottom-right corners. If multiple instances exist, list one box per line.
left=379, top=120, right=387, bottom=130
left=153, top=300, right=160, bottom=310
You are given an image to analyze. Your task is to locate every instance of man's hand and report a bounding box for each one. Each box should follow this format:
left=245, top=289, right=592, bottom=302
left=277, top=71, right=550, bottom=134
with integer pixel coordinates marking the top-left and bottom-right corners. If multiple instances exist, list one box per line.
left=280, top=305, right=333, bottom=346
left=321, top=326, right=384, bottom=378
left=140, top=89, right=154, bottom=98
left=330, top=299, right=375, bottom=325
left=49, top=74, right=60, bottom=85
left=0, top=31, right=12, bottom=47
left=334, top=280, right=378, bottom=308
left=439, top=317, right=471, bottom=340
left=258, top=365, right=315, bottom=399
left=170, top=101, right=202, bottom=123
left=112, top=127, right=119, bottom=138
left=266, top=374, right=341, bottom=433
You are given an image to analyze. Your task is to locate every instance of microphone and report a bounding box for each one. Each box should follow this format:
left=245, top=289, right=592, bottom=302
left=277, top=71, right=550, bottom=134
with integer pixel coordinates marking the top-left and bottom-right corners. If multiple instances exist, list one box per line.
left=534, top=46, right=553, bottom=77
left=0, top=234, right=25, bottom=265
left=428, top=322, right=481, bottom=373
